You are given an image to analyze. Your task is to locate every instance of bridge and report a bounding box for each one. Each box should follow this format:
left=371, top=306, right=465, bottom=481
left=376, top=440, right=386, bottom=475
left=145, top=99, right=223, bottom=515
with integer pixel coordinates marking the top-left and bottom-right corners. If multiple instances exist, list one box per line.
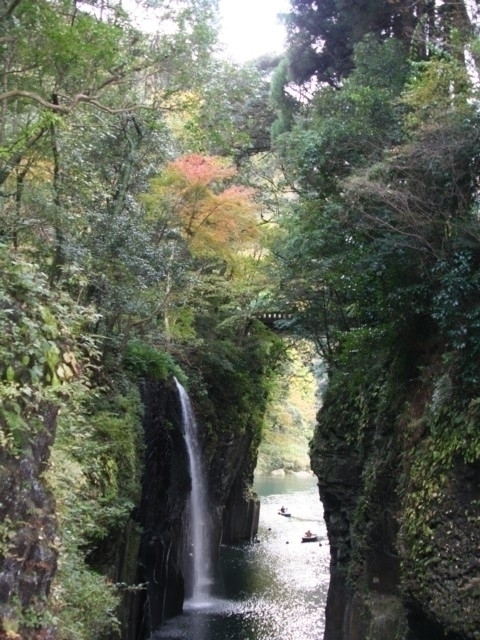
left=254, top=312, right=294, bottom=329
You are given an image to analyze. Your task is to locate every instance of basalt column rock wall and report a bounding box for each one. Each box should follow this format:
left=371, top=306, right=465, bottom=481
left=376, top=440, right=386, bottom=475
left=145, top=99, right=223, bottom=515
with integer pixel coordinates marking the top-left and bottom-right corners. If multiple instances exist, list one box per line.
left=310, top=368, right=480, bottom=640
left=0, top=404, right=59, bottom=640
left=217, top=432, right=260, bottom=545
left=310, top=401, right=406, bottom=640
left=123, top=375, right=263, bottom=639
left=125, top=378, right=189, bottom=640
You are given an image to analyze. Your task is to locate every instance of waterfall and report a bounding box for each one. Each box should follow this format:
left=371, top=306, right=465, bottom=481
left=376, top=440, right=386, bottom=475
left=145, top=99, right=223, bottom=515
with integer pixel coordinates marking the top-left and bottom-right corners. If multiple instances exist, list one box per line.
left=174, top=378, right=211, bottom=604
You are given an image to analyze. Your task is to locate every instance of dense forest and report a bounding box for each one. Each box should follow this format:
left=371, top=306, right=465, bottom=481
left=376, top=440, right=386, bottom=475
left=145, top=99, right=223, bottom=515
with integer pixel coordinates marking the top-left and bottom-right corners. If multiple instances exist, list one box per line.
left=1, top=0, right=480, bottom=639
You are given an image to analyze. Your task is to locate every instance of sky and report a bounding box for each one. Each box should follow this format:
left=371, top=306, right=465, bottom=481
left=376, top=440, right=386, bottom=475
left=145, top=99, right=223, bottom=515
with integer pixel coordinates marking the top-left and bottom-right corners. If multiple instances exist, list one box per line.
left=218, top=0, right=290, bottom=62
left=120, top=0, right=289, bottom=63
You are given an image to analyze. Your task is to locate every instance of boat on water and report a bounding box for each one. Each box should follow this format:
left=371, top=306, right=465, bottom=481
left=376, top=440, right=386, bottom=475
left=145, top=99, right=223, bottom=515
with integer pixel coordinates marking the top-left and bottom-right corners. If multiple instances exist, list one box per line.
left=278, top=507, right=291, bottom=517
left=302, top=531, right=318, bottom=542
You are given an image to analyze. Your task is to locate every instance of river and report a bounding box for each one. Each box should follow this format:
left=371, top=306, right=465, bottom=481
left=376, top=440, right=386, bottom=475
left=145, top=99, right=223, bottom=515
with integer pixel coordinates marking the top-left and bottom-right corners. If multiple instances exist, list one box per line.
left=153, top=474, right=329, bottom=640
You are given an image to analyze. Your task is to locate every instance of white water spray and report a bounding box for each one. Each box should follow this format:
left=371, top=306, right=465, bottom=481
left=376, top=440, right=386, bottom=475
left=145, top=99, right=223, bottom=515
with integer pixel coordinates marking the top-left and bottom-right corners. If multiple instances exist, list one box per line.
left=174, top=378, right=211, bottom=603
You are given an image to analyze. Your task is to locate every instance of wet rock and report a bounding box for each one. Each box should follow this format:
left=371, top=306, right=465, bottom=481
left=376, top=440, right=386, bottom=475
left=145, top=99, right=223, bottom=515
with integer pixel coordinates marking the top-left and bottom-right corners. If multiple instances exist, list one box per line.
left=0, top=404, right=58, bottom=639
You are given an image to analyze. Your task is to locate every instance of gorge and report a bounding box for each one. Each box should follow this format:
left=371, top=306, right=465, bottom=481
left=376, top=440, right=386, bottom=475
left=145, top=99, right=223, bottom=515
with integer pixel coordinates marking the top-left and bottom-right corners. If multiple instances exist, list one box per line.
left=2, top=0, right=480, bottom=639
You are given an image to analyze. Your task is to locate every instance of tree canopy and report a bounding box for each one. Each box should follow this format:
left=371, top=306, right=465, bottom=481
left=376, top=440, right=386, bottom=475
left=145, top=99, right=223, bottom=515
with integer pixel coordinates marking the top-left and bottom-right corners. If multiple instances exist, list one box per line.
left=0, top=1, right=289, bottom=636
left=3, top=0, right=480, bottom=636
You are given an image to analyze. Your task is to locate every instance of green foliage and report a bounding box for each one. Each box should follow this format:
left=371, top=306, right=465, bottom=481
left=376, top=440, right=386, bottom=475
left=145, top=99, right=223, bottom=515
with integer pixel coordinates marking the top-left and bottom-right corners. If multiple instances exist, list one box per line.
left=275, top=37, right=409, bottom=194
left=431, top=252, right=480, bottom=388
left=274, top=29, right=480, bottom=374
left=403, top=56, right=471, bottom=129
left=270, top=58, right=298, bottom=138
left=51, top=551, right=121, bottom=640
left=47, top=386, right=144, bottom=639
left=283, top=0, right=410, bottom=87
left=174, top=59, right=276, bottom=158
left=257, top=346, right=318, bottom=473
left=123, top=339, right=186, bottom=383
left=188, top=315, right=288, bottom=456
left=0, top=244, right=97, bottom=452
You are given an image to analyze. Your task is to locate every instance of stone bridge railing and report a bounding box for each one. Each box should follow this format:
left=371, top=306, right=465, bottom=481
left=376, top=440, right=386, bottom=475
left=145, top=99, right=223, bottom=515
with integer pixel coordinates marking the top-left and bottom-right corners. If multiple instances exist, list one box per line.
left=254, top=312, right=294, bottom=329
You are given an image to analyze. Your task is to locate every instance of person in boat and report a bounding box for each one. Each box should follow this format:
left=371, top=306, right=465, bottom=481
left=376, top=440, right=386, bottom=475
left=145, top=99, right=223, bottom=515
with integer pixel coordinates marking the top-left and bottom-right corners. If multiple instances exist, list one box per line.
left=304, top=529, right=313, bottom=537
left=280, top=506, right=286, bottom=513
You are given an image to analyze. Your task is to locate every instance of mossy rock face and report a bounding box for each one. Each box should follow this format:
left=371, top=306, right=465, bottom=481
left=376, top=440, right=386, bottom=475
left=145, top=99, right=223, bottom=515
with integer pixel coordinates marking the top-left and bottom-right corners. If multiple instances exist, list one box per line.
left=130, top=377, right=189, bottom=638
left=0, top=405, right=58, bottom=639
left=324, top=568, right=407, bottom=640
left=316, top=412, right=480, bottom=640
left=311, top=328, right=480, bottom=640
left=400, top=461, right=480, bottom=639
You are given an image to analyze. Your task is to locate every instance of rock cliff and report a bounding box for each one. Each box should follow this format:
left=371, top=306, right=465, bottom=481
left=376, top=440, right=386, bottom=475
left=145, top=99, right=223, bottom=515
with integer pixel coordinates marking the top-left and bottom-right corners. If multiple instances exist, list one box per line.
left=123, top=375, right=261, bottom=639
left=0, top=404, right=58, bottom=640
left=124, top=378, right=189, bottom=640
left=311, top=347, right=480, bottom=640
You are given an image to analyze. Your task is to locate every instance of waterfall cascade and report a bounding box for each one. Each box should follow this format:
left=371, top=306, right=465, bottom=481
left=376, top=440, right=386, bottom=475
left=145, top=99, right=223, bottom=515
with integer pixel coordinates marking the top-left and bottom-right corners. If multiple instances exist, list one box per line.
left=174, top=378, right=211, bottom=604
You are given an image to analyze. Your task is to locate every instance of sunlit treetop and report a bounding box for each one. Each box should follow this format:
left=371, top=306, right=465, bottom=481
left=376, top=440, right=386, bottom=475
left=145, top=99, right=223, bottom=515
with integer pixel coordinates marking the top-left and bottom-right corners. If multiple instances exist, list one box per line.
left=144, top=154, right=260, bottom=264
left=170, top=154, right=236, bottom=186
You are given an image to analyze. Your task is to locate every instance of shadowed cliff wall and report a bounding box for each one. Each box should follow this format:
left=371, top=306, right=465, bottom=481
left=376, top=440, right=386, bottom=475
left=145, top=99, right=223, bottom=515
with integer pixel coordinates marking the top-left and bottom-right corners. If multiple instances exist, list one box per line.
left=124, top=378, right=188, bottom=640
left=311, top=344, right=480, bottom=640
left=122, top=375, right=261, bottom=640
left=0, top=404, right=58, bottom=640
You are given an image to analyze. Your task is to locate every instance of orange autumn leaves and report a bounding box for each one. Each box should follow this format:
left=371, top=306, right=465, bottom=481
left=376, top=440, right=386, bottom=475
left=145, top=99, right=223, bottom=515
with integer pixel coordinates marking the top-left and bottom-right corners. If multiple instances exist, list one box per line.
left=144, top=154, right=259, bottom=263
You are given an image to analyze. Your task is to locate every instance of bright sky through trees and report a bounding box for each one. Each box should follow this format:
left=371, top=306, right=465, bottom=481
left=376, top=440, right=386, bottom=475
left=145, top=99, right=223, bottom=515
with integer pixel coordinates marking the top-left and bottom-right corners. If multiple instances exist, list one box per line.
left=219, top=0, right=289, bottom=61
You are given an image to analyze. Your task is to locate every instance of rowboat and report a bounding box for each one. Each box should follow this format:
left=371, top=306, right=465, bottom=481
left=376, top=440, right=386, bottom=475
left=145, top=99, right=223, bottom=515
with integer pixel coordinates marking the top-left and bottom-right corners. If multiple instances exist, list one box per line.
left=301, top=533, right=318, bottom=542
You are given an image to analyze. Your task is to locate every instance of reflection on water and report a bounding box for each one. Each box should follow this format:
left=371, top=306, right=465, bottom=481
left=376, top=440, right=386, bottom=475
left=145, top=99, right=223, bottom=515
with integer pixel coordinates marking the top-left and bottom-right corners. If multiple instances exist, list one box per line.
left=152, top=474, right=329, bottom=640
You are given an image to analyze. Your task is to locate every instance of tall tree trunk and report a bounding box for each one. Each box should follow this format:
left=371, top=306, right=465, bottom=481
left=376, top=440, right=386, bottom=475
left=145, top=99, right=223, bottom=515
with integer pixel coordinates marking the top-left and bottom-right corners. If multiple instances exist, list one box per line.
left=49, top=94, right=64, bottom=285
left=110, top=116, right=143, bottom=218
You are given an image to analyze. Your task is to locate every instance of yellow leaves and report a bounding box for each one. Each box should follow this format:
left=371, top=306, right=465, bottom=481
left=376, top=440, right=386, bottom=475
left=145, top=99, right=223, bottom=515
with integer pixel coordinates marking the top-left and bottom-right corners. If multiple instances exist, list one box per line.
left=56, top=363, right=73, bottom=382
left=403, top=58, right=470, bottom=130
left=61, top=350, right=79, bottom=376
left=1, top=618, right=21, bottom=639
left=145, top=153, right=260, bottom=263
left=51, top=349, right=79, bottom=384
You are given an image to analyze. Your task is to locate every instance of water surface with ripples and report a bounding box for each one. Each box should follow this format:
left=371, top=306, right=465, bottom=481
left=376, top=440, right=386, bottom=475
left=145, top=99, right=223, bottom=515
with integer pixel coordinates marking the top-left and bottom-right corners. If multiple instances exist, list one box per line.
left=152, top=474, right=329, bottom=640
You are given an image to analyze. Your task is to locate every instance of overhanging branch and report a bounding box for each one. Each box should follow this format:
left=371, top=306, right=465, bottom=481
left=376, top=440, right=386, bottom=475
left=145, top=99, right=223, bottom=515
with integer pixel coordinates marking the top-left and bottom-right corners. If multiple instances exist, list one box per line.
left=0, top=89, right=146, bottom=115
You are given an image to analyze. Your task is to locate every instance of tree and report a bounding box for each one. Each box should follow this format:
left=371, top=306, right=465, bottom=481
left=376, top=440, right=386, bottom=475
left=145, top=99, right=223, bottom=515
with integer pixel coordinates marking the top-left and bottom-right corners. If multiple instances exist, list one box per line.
left=0, top=0, right=140, bottom=184
left=282, top=0, right=414, bottom=87
left=0, top=0, right=218, bottom=265
left=144, top=153, right=259, bottom=261
left=164, top=56, right=279, bottom=162
left=272, top=37, right=422, bottom=362
left=140, top=153, right=262, bottom=337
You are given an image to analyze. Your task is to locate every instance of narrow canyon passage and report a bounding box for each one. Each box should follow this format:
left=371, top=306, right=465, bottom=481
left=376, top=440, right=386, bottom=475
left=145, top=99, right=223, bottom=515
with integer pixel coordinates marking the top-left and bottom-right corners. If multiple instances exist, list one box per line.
left=152, top=474, right=329, bottom=640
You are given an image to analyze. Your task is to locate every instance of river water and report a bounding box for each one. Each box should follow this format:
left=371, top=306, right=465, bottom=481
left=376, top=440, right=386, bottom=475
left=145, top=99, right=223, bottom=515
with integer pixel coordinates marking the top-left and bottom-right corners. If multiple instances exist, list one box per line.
left=153, top=474, right=329, bottom=640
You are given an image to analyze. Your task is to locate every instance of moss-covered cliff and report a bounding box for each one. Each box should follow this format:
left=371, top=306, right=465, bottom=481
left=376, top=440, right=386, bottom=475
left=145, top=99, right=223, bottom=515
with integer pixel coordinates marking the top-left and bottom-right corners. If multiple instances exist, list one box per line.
left=0, top=404, right=58, bottom=640
left=0, top=247, right=285, bottom=640
left=123, top=321, right=284, bottom=638
left=310, top=323, right=480, bottom=640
